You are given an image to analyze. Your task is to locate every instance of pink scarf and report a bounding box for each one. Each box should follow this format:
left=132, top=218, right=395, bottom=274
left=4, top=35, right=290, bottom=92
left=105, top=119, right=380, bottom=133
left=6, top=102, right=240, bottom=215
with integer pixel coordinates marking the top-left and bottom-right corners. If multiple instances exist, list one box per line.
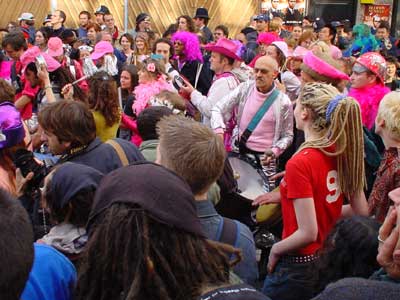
left=133, top=77, right=173, bottom=116
left=348, top=83, right=390, bottom=129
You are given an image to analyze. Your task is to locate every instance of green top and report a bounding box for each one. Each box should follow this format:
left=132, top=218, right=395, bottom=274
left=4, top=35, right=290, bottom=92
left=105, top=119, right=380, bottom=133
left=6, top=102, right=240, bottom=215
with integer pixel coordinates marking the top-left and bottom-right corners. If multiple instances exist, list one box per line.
left=139, top=139, right=159, bottom=162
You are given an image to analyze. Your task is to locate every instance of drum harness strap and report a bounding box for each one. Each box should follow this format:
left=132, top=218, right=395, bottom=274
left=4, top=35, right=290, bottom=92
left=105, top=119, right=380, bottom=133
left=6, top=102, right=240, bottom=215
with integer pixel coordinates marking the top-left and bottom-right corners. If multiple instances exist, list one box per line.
left=238, top=88, right=280, bottom=155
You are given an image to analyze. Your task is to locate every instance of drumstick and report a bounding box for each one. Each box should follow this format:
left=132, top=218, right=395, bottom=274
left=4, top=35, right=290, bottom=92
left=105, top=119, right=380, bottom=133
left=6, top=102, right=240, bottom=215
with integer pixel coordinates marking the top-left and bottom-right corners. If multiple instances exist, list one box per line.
left=71, top=75, right=89, bottom=86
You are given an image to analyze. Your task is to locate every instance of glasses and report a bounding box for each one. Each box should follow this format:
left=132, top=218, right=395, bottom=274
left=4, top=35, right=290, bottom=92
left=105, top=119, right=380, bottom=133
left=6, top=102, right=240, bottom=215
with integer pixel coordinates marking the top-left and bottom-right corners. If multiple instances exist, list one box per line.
left=174, top=41, right=183, bottom=46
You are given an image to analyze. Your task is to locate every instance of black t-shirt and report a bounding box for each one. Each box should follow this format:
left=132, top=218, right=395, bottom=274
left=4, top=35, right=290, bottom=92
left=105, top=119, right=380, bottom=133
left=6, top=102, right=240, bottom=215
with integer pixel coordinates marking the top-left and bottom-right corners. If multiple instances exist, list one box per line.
left=123, top=94, right=135, bottom=117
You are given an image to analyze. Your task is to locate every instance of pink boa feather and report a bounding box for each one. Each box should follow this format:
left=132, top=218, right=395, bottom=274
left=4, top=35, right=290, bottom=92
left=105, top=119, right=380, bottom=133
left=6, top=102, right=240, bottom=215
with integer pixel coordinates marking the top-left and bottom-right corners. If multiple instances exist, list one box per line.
left=348, top=83, right=390, bottom=129
left=132, top=77, right=173, bottom=116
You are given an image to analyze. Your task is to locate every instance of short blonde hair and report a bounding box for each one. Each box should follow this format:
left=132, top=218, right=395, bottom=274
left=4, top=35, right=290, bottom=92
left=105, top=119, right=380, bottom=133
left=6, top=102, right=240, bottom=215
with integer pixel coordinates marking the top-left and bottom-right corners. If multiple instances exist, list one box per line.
left=377, top=91, right=400, bottom=140
left=157, top=115, right=226, bottom=195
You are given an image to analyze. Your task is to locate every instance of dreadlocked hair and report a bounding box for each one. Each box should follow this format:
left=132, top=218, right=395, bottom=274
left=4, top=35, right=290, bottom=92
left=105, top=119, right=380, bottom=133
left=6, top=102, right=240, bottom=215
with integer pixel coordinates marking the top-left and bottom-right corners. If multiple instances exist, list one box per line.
left=297, top=82, right=365, bottom=197
left=75, top=203, right=241, bottom=300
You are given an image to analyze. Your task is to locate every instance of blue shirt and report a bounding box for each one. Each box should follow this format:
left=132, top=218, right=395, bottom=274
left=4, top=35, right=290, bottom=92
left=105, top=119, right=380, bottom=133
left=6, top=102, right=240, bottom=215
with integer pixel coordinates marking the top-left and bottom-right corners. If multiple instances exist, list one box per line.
left=196, top=200, right=258, bottom=285
left=21, top=243, right=76, bottom=300
left=77, top=27, right=88, bottom=38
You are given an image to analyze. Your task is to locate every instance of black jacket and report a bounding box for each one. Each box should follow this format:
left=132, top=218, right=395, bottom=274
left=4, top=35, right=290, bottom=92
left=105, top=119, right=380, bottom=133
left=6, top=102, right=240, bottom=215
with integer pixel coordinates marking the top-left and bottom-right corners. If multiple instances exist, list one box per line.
left=180, top=60, right=212, bottom=96
left=61, top=138, right=145, bottom=174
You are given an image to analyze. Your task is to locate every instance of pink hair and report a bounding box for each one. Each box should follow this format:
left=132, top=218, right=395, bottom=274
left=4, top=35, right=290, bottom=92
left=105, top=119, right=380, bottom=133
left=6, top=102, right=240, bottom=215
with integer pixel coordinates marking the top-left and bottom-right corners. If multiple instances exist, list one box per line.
left=257, top=32, right=282, bottom=45
left=171, top=31, right=203, bottom=63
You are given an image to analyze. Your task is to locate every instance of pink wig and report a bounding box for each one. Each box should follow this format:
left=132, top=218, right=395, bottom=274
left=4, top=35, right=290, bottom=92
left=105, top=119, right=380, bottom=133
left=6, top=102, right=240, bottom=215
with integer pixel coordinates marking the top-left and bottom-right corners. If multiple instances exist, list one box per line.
left=257, top=32, right=282, bottom=45
left=171, top=31, right=203, bottom=63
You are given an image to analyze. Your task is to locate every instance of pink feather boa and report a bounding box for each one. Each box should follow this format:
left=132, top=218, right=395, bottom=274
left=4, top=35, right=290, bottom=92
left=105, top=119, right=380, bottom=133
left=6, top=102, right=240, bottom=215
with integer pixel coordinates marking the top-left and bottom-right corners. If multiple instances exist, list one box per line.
left=132, top=77, right=173, bottom=116
left=348, top=83, right=390, bottom=129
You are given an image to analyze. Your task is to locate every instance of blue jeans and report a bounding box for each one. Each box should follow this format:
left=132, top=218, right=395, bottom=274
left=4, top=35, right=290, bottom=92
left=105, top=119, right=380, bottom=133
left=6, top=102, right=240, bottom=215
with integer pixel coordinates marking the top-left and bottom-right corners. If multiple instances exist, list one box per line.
left=262, top=260, right=318, bottom=300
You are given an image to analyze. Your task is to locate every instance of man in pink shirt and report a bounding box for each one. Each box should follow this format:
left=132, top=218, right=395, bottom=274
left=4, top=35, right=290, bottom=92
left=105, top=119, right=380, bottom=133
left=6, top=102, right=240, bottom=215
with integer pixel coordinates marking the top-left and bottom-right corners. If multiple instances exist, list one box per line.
left=211, top=55, right=293, bottom=157
left=318, top=24, right=342, bottom=59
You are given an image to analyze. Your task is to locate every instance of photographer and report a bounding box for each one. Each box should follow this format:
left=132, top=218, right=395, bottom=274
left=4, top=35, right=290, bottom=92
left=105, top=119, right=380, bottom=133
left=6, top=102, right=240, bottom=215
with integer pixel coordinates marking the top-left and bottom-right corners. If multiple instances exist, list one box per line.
left=16, top=100, right=144, bottom=238
left=20, top=46, right=87, bottom=110
left=37, top=100, right=144, bottom=174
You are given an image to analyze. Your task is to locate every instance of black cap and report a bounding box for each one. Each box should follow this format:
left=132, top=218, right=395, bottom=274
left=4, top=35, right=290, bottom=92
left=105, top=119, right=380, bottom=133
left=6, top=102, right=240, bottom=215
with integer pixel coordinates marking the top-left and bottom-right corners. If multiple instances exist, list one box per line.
left=254, top=14, right=269, bottom=22
left=50, top=162, right=104, bottom=210
left=313, top=18, right=326, bottom=31
left=331, top=21, right=344, bottom=28
left=95, top=5, right=110, bottom=15
left=136, top=12, right=149, bottom=24
left=88, top=162, right=205, bottom=237
left=194, top=7, right=210, bottom=19
left=43, top=14, right=52, bottom=25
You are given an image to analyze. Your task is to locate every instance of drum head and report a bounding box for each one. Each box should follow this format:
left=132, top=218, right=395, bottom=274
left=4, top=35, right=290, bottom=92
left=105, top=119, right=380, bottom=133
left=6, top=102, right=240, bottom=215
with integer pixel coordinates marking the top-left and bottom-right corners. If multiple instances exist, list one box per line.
left=228, top=156, right=265, bottom=201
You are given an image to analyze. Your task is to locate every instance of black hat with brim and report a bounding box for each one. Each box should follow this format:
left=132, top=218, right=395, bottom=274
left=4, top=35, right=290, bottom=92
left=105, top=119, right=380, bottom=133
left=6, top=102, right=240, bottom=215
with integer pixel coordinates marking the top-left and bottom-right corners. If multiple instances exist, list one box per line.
left=194, top=7, right=210, bottom=19
left=88, top=162, right=205, bottom=238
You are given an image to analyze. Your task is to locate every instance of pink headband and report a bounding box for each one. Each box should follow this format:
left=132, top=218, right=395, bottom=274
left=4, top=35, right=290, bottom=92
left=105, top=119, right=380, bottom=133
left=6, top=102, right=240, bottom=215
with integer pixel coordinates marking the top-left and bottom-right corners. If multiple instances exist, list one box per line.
left=303, top=51, right=350, bottom=81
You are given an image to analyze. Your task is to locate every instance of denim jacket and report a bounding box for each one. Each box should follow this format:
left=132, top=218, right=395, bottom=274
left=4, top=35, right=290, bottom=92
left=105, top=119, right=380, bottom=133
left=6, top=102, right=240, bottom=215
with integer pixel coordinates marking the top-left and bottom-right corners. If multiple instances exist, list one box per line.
left=196, top=200, right=258, bottom=285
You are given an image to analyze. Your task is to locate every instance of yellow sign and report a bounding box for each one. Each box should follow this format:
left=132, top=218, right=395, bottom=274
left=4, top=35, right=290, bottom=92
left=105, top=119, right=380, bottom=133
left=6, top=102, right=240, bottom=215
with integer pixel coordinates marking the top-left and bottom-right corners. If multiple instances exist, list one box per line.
left=360, top=0, right=375, bottom=4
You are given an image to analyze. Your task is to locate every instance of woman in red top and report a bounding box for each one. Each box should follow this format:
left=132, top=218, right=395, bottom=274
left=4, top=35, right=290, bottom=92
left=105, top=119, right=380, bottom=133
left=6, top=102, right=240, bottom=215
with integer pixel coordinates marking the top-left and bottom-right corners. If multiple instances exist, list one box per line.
left=262, top=82, right=368, bottom=300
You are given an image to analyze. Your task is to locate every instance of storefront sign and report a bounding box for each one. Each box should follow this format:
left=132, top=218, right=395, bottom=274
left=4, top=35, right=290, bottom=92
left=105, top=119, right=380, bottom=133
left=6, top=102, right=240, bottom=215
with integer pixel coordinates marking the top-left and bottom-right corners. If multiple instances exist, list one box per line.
left=363, top=4, right=392, bottom=25
left=261, top=0, right=305, bottom=26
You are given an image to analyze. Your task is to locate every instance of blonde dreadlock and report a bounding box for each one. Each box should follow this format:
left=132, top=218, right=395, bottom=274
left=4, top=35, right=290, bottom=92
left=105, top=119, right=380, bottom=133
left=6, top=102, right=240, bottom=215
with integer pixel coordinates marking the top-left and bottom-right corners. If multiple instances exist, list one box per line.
left=297, top=82, right=365, bottom=197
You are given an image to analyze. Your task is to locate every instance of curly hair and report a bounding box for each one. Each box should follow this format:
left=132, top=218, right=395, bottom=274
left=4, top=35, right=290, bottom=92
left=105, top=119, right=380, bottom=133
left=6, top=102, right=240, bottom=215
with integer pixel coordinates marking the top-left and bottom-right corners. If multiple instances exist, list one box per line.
left=171, top=31, right=203, bottom=63
left=315, top=216, right=380, bottom=293
left=75, top=203, right=241, bottom=300
left=177, top=15, right=196, bottom=33
left=88, top=71, right=120, bottom=127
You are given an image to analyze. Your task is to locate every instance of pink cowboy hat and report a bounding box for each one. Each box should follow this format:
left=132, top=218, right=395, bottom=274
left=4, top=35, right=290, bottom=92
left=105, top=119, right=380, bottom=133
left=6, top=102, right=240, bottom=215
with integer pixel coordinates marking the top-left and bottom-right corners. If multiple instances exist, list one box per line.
left=47, top=37, right=64, bottom=57
left=303, top=50, right=350, bottom=81
left=91, top=41, right=114, bottom=60
left=204, top=38, right=242, bottom=61
left=20, top=46, right=61, bottom=72
left=271, top=41, right=290, bottom=58
left=292, top=46, right=308, bottom=59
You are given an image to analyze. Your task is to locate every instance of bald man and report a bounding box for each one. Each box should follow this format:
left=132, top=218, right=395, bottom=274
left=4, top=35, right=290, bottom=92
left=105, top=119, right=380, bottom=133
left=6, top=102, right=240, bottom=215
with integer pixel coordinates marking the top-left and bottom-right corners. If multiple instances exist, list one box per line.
left=211, top=55, right=293, bottom=157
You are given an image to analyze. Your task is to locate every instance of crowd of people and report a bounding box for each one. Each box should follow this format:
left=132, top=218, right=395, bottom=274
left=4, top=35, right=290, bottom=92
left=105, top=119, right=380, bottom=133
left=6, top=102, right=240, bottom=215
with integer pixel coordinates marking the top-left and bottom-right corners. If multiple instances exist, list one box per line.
left=0, top=3, right=400, bottom=300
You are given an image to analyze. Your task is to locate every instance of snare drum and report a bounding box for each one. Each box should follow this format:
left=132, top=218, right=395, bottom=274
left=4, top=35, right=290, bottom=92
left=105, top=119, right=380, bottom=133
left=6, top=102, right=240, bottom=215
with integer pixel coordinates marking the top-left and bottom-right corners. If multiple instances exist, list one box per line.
left=228, top=154, right=266, bottom=201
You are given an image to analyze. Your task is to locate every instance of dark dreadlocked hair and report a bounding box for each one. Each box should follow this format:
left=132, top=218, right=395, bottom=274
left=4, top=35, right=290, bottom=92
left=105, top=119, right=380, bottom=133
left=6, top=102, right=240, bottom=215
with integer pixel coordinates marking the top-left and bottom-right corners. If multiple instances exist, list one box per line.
left=314, top=216, right=380, bottom=293
left=75, top=203, right=242, bottom=300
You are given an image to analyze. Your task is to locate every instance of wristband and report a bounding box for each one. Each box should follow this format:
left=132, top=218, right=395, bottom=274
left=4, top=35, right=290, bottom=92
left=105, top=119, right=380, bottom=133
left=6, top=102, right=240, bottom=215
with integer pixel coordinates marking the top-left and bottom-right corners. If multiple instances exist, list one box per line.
left=44, top=85, right=52, bottom=90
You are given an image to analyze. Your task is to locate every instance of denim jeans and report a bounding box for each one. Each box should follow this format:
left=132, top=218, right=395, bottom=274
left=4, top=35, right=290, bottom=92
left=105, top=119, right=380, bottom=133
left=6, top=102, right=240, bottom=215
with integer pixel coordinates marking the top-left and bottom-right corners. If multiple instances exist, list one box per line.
left=262, top=260, right=318, bottom=300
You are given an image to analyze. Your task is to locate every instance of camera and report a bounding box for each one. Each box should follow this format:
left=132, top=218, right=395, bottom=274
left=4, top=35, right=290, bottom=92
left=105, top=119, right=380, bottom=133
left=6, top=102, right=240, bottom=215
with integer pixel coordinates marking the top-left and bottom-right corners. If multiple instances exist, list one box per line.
left=173, top=75, right=185, bottom=91
left=35, top=55, right=47, bottom=72
left=13, top=149, right=53, bottom=191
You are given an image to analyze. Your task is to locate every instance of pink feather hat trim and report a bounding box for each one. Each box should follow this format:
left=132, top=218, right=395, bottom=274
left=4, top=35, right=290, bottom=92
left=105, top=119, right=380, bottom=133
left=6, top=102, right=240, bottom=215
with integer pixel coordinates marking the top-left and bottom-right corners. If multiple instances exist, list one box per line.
left=303, top=51, right=350, bottom=81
